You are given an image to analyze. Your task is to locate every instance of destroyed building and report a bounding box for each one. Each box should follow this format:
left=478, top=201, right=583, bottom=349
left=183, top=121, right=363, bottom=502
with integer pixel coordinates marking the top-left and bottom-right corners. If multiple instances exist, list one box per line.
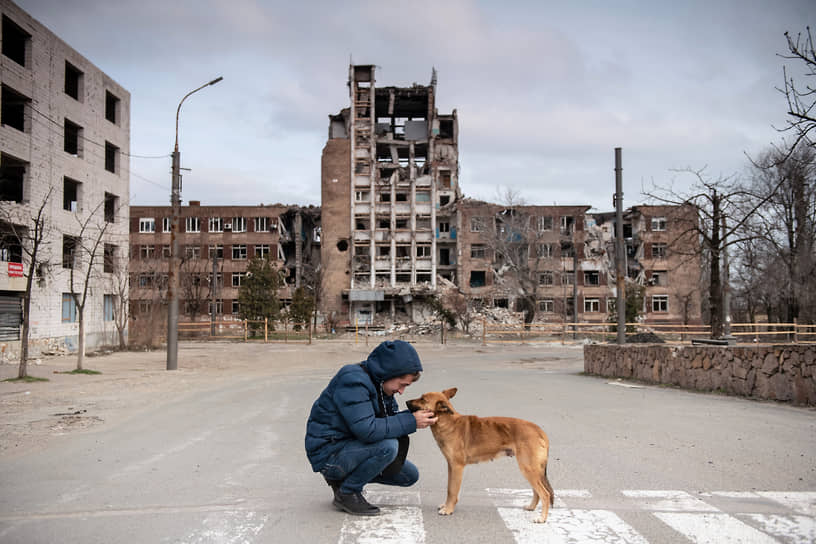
left=128, top=202, right=320, bottom=331
left=319, top=64, right=702, bottom=327
left=321, top=64, right=460, bottom=325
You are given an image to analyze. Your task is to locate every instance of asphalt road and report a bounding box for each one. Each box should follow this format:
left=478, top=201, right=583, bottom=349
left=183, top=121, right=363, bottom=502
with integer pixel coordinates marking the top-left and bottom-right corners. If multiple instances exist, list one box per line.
left=0, top=341, right=814, bottom=543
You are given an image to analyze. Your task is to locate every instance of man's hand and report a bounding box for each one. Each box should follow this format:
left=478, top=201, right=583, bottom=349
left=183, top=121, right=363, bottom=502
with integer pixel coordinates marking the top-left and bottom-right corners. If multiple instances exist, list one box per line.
left=413, top=409, right=438, bottom=429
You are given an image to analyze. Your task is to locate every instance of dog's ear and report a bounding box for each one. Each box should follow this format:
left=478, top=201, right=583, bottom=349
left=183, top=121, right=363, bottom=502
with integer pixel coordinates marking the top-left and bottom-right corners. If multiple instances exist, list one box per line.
left=434, top=400, right=452, bottom=413
left=443, top=387, right=457, bottom=399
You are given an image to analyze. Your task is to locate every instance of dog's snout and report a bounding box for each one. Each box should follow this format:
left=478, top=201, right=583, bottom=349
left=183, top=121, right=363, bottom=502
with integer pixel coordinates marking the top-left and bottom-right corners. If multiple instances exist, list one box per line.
left=406, top=399, right=421, bottom=412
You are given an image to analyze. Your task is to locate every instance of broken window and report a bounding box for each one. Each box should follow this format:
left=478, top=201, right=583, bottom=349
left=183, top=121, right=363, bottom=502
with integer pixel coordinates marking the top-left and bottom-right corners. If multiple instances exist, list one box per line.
left=439, top=119, right=454, bottom=139
left=539, top=271, right=554, bottom=285
left=584, top=271, right=600, bottom=286
left=162, top=217, right=171, bottom=233
left=208, top=245, right=224, bottom=259
left=162, top=245, right=171, bottom=259
left=140, top=245, right=155, bottom=259
left=651, top=217, right=667, bottom=231
left=105, top=90, right=120, bottom=124
left=64, top=61, right=83, bottom=101
left=651, top=243, right=667, bottom=259
left=471, top=244, right=485, bottom=259
left=355, top=218, right=370, bottom=230
left=416, top=273, right=432, bottom=284
left=254, top=217, right=268, bottom=232
left=185, top=245, right=200, bottom=260
left=439, top=222, right=450, bottom=233
left=396, top=245, right=410, bottom=259
left=2, top=16, right=29, bottom=67
left=232, top=217, right=246, bottom=232
left=561, top=271, right=574, bottom=285
left=539, top=243, right=554, bottom=258
left=416, top=217, right=431, bottom=230
left=560, top=216, right=574, bottom=235
left=139, top=218, right=155, bottom=233
left=538, top=216, right=553, bottom=231
left=440, top=195, right=451, bottom=206
left=469, top=270, right=486, bottom=287
left=377, top=218, right=390, bottom=229
left=539, top=299, right=554, bottom=313
left=0, top=221, right=23, bottom=263
left=439, top=248, right=451, bottom=265
left=209, top=217, right=223, bottom=232
left=416, top=245, right=430, bottom=258
left=623, top=223, right=633, bottom=238
left=105, top=141, right=118, bottom=173
left=1, top=85, right=29, bottom=132
left=379, top=192, right=391, bottom=202
left=652, top=295, right=669, bottom=312
left=355, top=159, right=370, bottom=175
left=185, top=217, right=200, bottom=233
left=255, top=244, right=269, bottom=258
left=584, top=298, right=601, bottom=313
left=63, top=177, right=80, bottom=212
left=415, top=191, right=430, bottom=203
left=232, top=273, right=246, bottom=287
left=376, top=245, right=390, bottom=258
left=650, top=270, right=668, bottom=286
left=494, top=298, right=509, bottom=309
left=232, top=244, right=247, bottom=260
left=395, top=193, right=408, bottom=202
left=355, top=191, right=370, bottom=202
left=64, top=118, right=83, bottom=157
left=396, top=273, right=411, bottom=283
left=395, top=218, right=409, bottom=229
left=471, top=217, right=484, bottom=232
left=560, top=241, right=575, bottom=258
left=439, top=170, right=452, bottom=189
left=62, top=235, right=79, bottom=269
left=103, top=244, right=116, bottom=273
left=104, top=193, right=118, bottom=223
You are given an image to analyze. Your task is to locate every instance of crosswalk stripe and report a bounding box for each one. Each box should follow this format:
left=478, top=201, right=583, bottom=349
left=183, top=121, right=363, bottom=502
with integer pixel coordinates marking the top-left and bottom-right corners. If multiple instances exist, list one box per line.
left=757, top=492, right=816, bottom=516
left=487, top=488, right=648, bottom=544
left=622, top=490, right=719, bottom=512
left=337, top=490, right=424, bottom=544
left=655, top=512, right=781, bottom=544
left=742, top=514, right=816, bottom=544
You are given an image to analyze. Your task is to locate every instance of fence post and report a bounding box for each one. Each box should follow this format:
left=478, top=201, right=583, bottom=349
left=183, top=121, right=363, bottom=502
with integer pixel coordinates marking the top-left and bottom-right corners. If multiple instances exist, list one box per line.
left=355, top=318, right=358, bottom=345
left=264, top=317, right=268, bottom=343
left=244, top=319, right=248, bottom=342
left=793, top=318, right=798, bottom=343
left=561, top=321, right=566, bottom=345
left=481, top=317, right=486, bottom=346
left=308, top=319, right=312, bottom=345
left=284, top=318, right=288, bottom=343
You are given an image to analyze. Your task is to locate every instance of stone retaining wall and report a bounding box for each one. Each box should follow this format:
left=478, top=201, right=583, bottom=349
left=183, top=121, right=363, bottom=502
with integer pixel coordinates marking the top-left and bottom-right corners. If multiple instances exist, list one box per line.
left=583, top=344, right=816, bottom=406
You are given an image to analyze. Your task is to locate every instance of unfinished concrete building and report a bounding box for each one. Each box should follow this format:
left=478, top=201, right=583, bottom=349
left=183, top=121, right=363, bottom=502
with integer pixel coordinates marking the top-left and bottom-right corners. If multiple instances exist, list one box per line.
left=321, top=65, right=460, bottom=325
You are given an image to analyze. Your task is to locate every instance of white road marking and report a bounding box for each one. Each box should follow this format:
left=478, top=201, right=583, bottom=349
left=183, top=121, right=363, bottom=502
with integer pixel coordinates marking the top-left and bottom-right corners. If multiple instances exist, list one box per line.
left=486, top=487, right=590, bottom=509
left=180, top=510, right=268, bottom=544
left=758, top=492, right=816, bottom=516
left=338, top=489, right=424, bottom=544
left=488, top=488, right=647, bottom=544
left=622, top=490, right=719, bottom=512
left=743, top=514, right=816, bottom=544
left=655, top=512, right=781, bottom=544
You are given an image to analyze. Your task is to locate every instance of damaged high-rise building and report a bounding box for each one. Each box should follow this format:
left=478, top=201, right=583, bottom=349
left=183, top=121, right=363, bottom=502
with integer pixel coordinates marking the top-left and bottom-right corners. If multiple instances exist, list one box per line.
left=321, top=65, right=460, bottom=325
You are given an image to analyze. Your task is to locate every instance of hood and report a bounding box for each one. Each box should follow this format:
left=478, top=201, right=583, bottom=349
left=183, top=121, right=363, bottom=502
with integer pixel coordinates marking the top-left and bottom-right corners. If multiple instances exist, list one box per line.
left=362, top=340, right=423, bottom=383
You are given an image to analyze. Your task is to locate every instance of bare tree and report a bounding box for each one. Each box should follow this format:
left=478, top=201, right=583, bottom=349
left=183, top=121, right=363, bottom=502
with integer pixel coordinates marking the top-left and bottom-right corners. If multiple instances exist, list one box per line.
left=179, top=255, right=215, bottom=321
left=107, top=256, right=129, bottom=350
left=645, top=169, right=779, bottom=338
left=475, top=189, right=551, bottom=325
left=779, top=27, right=816, bottom=148
left=67, top=202, right=110, bottom=370
left=744, top=144, right=816, bottom=322
left=0, top=187, right=54, bottom=378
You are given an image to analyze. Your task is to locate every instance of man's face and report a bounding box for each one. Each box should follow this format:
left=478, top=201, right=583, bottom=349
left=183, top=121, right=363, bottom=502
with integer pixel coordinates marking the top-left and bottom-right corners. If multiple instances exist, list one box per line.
left=382, top=374, right=415, bottom=396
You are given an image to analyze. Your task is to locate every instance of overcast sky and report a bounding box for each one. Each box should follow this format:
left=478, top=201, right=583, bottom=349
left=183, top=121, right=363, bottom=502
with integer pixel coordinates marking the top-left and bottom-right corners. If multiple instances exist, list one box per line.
left=17, top=0, right=815, bottom=212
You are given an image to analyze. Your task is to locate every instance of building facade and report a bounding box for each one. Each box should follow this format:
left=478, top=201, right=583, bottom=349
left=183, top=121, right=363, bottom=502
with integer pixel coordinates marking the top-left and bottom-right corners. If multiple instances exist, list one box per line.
left=321, top=64, right=460, bottom=325
left=0, top=0, right=130, bottom=354
left=129, top=202, right=318, bottom=341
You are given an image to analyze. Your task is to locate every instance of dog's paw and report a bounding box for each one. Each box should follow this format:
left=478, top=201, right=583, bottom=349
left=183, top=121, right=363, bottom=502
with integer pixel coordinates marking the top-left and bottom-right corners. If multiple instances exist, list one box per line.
left=437, top=505, right=455, bottom=516
left=523, top=504, right=536, bottom=511
left=532, top=516, right=548, bottom=524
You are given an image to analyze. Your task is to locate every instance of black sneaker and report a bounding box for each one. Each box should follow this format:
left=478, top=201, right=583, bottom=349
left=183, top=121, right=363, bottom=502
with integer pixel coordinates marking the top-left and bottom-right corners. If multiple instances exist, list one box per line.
left=333, top=491, right=381, bottom=516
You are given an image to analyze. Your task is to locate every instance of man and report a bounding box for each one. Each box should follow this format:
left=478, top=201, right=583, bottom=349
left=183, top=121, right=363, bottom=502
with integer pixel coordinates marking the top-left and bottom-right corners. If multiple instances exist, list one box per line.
left=305, top=340, right=437, bottom=516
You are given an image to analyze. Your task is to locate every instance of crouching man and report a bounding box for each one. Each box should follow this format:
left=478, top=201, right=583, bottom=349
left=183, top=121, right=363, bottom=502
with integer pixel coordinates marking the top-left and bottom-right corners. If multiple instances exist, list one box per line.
left=304, top=340, right=437, bottom=516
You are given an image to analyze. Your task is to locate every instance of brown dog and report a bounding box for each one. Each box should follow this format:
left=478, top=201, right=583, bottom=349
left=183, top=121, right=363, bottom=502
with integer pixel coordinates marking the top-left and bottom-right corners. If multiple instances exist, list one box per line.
left=406, top=388, right=554, bottom=523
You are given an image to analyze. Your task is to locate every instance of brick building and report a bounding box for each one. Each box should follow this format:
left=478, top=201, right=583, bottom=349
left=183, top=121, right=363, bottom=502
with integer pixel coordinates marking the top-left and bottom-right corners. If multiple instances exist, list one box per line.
left=0, top=0, right=130, bottom=353
left=321, top=64, right=460, bottom=325
left=129, top=202, right=319, bottom=337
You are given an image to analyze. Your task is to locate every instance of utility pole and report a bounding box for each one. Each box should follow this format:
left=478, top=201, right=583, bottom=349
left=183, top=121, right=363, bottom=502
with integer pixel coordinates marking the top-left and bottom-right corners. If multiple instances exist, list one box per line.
left=614, top=148, right=626, bottom=344
left=166, top=76, right=223, bottom=370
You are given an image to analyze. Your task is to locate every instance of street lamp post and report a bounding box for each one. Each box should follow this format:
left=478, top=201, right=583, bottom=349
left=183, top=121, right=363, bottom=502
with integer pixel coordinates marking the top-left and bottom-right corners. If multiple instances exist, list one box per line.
left=167, top=76, right=223, bottom=371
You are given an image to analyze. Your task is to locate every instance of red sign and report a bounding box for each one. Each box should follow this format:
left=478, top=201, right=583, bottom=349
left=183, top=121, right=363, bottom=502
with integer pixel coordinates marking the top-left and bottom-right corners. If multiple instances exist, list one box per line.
left=7, top=262, right=23, bottom=277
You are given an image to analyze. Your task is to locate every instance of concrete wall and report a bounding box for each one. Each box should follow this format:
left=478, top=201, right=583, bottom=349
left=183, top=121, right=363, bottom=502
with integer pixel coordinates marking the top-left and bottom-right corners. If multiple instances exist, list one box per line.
left=1, top=0, right=130, bottom=356
left=584, top=343, right=816, bottom=406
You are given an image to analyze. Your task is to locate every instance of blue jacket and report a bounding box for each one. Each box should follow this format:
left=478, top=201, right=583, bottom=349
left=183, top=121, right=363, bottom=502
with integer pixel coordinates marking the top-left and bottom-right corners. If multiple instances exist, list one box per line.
left=305, top=340, right=423, bottom=472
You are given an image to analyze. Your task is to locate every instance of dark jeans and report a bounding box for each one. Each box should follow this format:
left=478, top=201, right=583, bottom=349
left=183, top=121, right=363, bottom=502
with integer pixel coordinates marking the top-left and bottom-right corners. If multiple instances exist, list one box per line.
left=320, top=438, right=419, bottom=494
